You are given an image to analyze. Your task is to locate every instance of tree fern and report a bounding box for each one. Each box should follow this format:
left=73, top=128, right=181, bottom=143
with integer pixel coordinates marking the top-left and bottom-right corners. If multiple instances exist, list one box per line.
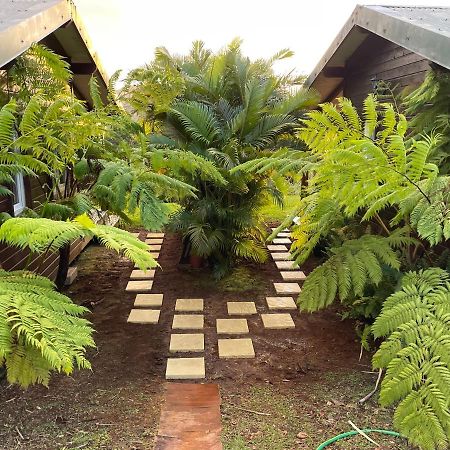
left=372, top=268, right=450, bottom=450
left=0, top=215, right=156, bottom=270
left=298, top=231, right=413, bottom=311
left=0, top=270, right=94, bottom=387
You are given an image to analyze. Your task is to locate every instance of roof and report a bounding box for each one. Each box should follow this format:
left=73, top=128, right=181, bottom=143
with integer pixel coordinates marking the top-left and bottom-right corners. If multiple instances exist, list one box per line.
left=0, top=0, right=109, bottom=104
left=305, top=5, right=450, bottom=101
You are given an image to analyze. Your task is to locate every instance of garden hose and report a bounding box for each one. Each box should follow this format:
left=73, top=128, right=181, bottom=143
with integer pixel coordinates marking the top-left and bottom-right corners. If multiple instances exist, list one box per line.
left=316, top=429, right=403, bottom=449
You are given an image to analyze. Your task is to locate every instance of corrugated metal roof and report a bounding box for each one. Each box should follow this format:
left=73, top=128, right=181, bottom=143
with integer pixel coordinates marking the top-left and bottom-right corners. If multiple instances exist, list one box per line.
left=0, top=0, right=70, bottom=66
left=305, top=5, right=450, bottom=101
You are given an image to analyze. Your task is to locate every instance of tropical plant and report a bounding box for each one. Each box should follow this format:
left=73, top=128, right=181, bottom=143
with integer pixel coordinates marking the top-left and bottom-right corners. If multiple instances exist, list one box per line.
left=124, top=39, right=318, bottom=276
left=235, top=84, right=450, bottom=448
left=372, top=268, right=450, bottom=450
left=0, top=270, right=95, bottom=388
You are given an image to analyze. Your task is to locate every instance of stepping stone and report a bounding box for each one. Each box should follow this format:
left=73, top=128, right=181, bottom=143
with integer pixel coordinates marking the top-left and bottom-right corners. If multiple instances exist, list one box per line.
left=261, top=313, right=295, bottom=329
left=146, top=238, right=163, bottom=244
left=134, top=293, right=163, bottom=308
left=175, top=298, right=204, bottom=312
left=172, top=314, right=204, bottom=330
left=127, top=309, right=160, bottom=324
left=271, top=252, right=292, bottom=261
left=273, top=238, right=291, bottom=245
left=275, top=260, right=298, bottom=270
left=267, top=244, right=288, bottom=252
left=216, top=318, right=249, bottom=334
left=281, top=271, right=306, bottom=281
left=271, top=228, right=290, bottom=232
left=166, top=357, right=205, bottom=379
left=150, top=253, right=160, bottom=259
left=227, top=301, right=257, bottom=315
left=130, top=269, right=155, bottom=279
left=126, top=280, right=153, bottom=292
left=148, top=244, right=162, bottom=251
left=266, top=296, right=297, bottom=310
left=218, top=338, right=255, bottom=359
left=147, top=232, right=165, bottom=238
left=277, top=232, right=291, bottom=237
left=169, top=334, right=204, bottom=352
left=274, top=282, right=301, bottom=295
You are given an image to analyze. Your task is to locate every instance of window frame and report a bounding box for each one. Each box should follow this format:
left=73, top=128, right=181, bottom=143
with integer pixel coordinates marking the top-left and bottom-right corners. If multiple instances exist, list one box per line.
left=12, top=172, right=26, bottom=216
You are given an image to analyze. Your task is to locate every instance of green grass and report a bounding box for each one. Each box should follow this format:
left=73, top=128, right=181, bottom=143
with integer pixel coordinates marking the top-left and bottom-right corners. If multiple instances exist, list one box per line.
left=260, top=194, right=299, bottom=223
left=221, top=372, right=410, bottom=450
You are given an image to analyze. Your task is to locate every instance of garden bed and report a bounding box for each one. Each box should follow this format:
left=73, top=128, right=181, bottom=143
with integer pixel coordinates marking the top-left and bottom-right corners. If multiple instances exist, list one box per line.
left=0, top=233, right=409, bottom=449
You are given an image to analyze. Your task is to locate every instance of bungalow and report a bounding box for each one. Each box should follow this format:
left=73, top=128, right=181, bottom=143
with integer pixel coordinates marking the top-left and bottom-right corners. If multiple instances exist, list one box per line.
left=0, top=0, right=109, bottom=280
left=304, top=5, right=450, bottom=107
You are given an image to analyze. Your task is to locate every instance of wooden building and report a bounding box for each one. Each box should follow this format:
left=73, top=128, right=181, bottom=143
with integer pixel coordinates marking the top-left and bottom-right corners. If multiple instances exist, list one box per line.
left=305, top=5, right=450, bottom=107
left=0, top=0, right=109, bottom=279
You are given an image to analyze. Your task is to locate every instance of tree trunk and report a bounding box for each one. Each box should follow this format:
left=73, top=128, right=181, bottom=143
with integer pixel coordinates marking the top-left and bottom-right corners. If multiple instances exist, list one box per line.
left=55, top=243, right=71, bottom=290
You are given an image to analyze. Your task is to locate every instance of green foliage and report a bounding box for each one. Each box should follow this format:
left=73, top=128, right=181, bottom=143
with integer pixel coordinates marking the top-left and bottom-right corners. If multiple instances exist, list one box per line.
left=404, top=67, right=450, bottom=173
left=0, top=214, right=156, bottom=270
left=0, top=44, right=71, bottom=106
left=372, top=268, right=450, bottom=450
left=298, top=231, right=411, bottom=311
left=124, top=40, right=318, bottom=276
left=0, top=270, right=94, bottom=387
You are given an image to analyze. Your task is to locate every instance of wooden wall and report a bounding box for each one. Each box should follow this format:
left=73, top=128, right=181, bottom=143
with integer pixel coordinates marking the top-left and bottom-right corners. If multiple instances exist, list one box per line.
left=343, top=33, right=430, bottom=109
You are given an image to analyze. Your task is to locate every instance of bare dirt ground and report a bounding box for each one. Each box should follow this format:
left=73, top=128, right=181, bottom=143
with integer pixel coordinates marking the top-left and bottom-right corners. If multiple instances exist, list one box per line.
left=0, top=232, right=410, bottom=449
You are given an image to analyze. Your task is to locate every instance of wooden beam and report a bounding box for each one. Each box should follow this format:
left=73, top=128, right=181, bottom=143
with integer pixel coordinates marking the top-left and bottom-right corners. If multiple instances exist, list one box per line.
left=323, top=66, right=346, bottom=78
left=70, top=63, right=96, bottom=75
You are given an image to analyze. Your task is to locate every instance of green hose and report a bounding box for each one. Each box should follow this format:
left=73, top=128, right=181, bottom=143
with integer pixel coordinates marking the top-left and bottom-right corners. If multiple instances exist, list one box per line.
left=316, top=429, right=403, bottom=449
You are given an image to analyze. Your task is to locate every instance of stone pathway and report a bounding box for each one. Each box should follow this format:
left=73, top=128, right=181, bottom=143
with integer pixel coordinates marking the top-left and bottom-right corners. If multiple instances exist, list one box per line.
left=125, top=225, right=306, bottom=448
left=154, top=383, right=222, bottom=450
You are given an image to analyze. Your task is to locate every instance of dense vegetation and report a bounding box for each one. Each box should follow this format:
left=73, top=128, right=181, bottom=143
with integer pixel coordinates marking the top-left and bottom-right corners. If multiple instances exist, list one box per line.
left=123, top=40, right=317, bottom=277
left=239, top=71, right=450, bottom=450
left=1, top=39, right=450, bottom=450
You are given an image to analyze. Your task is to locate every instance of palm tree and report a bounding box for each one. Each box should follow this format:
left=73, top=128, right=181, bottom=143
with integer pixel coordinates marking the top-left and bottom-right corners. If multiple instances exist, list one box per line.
left=124, top=39, right=318, bottom=277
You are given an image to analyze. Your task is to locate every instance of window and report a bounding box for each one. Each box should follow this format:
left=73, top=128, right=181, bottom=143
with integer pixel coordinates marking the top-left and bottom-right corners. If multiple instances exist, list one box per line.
left=12, top=173, right=26, bottom=216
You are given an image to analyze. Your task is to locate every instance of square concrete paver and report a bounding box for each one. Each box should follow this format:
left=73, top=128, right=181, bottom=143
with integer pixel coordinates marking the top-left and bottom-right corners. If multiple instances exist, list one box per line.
left=165, top=357, right=205, bottom=379
left=274, top=282, right=301, bottom=295
left=277, top=232, right=291, bottom=237
left=175, top=298, right=204, bottom=312
left=134, top=293, right=163, bottom=308
left=126, top=280, right=153, bottom=292
left=130, top=269, right=155, bottom=279
left=267, top=245, right=288, bottom=252
left=275, top=260, right=298, bottom=270
left=148, top=244, right=162, bottom=251
left=218, top=338, right=255, bottom=358
left=146, top=238, right=163, bottom=245
left=227, top=302, right=257, bottom=315
left=271, top=252, right=292, bottom=261
left=169, top=334, right=204, bottom=352
left=147, top=232, right=165, bottom=238
left=216, top=318, right=249, bottom=334
left=261, top=313, right=295, bottom=329
left=273, top=238, right=291, bottom=245
left=172, top=315, right=204, bottom=329
left=266, top=296, right=297, bottom=310
left=280, top=271, right=306, bottom=281
left=127, top=309, right=160, bottom=324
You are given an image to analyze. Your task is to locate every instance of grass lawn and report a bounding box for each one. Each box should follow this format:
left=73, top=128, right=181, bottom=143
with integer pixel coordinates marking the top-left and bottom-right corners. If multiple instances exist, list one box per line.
left=260, top=194, right=299, bottom=224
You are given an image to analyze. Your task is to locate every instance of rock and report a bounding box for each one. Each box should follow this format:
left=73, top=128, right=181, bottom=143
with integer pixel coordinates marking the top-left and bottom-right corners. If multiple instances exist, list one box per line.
left=297, top=432, right=309, bottom=439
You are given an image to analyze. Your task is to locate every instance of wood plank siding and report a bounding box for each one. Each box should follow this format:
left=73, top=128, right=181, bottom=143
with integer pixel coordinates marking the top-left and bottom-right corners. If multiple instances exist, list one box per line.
left=343, top=34, right=430, bottom=109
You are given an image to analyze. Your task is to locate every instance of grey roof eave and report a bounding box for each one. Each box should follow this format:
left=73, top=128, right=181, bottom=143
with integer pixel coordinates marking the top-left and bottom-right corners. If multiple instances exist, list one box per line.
left=305, top=4, right=450, bottom=93
left=0, top=0, right=71, bottom=68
